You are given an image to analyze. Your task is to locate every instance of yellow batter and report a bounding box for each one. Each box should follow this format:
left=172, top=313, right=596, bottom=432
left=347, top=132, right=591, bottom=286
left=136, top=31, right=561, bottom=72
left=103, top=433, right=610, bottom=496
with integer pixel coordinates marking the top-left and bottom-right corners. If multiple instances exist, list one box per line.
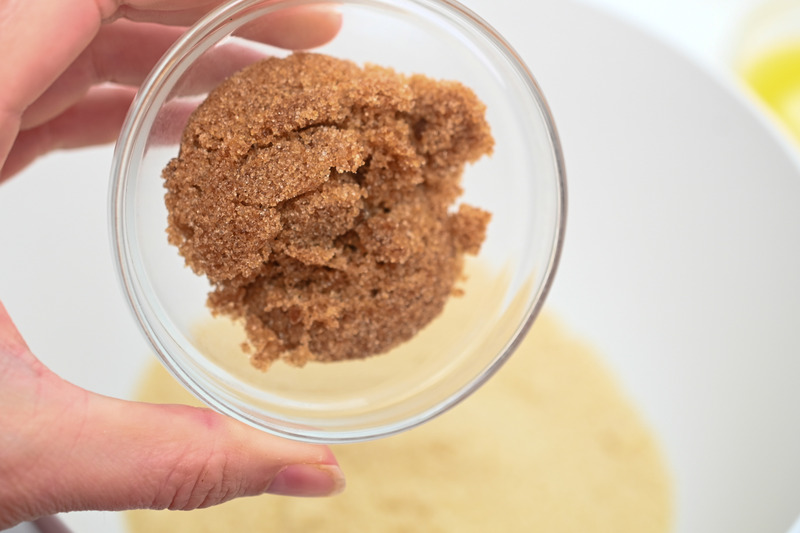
left=740, top=40, right=800, bottom=145
left=126, top=311, right=672, bottom=533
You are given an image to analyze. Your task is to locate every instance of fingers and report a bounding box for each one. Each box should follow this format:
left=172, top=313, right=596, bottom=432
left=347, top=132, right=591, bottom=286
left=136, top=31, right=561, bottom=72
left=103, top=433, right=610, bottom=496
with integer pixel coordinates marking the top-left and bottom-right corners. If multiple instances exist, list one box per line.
left=1, top=86, right=136, bottom=182
left=231, top=5, right=342, bottom=50
left=1, top=0, right=341, bottom=122
left=75, top=394, right=345, bottom=508
left=109, top=1, right=223, bottom=25
left=0, top=0, right=99, bottom=179
left=20, top=21, right=185, bottom=130
left=0, top=1, right=105, bottom=121
left=0, top=0, right=341, bottom=177
left=6, top=380, right=344, bottom=524
left=115, top=0, right=343, bottom=43
left=22, top=20, right=268, bottom=133
left=0, top=307, right=344, bottom=528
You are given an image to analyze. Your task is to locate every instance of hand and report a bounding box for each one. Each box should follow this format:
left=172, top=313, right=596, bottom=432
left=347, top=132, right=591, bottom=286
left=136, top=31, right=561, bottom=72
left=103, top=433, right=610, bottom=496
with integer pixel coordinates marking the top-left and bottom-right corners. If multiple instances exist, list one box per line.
left=0, top=0, right=341, bottom=180
left=0, top=1, right=344, bottom=529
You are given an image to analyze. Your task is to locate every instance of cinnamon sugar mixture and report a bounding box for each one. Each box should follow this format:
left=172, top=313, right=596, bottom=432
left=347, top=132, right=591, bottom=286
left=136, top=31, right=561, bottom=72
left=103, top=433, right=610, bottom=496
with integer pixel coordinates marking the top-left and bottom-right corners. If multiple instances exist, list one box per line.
left=163, top=53, right=493, bottom=369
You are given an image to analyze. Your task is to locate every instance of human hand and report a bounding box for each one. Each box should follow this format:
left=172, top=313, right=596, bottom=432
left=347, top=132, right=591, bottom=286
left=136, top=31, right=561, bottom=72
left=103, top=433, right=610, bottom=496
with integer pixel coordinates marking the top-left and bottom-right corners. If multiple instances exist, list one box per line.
left=0, top=1, right=344, bottom=529
left=0, top=0, right=341, bottom=180
left=0, top=301, right=345, bottom=529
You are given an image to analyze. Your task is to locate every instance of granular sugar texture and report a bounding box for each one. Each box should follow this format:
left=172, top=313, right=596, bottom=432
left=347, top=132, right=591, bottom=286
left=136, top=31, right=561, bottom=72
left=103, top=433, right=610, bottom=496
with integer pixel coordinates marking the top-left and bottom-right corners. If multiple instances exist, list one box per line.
left=163, top=53, right=494, bottom=369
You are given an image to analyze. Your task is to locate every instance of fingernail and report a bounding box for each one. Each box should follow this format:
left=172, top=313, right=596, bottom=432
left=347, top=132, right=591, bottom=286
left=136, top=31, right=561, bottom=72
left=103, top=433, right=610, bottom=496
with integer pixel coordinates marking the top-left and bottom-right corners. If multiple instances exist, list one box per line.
left=268, top=464, right=346, bottom=497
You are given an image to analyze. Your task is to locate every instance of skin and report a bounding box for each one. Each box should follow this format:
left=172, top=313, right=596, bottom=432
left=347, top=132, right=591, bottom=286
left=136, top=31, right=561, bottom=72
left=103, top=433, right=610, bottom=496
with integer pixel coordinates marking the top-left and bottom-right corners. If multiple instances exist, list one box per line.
left=0, top=0, right=345, bottom=529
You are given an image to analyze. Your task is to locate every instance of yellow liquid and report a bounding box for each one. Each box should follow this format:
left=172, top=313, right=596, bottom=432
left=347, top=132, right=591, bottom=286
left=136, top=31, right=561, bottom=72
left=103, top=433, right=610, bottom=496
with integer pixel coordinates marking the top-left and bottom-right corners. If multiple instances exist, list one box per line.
left=126, top=311, right=672, bottom=533
left=741, top=40, right=800, bottom=144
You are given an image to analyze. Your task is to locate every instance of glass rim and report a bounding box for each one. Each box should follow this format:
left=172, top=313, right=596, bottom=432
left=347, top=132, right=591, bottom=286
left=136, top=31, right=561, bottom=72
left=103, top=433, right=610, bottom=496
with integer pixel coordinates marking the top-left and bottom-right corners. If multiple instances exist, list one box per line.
left=109, top=0, right=568, bottom=444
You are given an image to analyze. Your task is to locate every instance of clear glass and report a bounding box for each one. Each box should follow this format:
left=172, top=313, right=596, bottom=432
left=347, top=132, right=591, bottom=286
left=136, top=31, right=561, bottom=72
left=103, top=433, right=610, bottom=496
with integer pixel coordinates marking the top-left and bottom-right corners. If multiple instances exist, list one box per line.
left=110, top=0, right=567, bottom=443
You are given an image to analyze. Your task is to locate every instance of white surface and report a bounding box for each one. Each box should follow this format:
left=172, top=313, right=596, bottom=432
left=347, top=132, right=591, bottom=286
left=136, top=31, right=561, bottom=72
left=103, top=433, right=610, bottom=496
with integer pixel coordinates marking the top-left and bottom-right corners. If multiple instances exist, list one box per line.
left=577, top=0, right=766, bottom=70
left=2, top=0, right=800, bottom=532
left=0, top=146, right=150, bottom=397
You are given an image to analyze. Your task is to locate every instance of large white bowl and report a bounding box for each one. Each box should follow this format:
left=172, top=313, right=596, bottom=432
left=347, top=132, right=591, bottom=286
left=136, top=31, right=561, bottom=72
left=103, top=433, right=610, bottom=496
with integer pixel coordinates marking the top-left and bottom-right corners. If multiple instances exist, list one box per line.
left=2, top=0, right=799, bottom=531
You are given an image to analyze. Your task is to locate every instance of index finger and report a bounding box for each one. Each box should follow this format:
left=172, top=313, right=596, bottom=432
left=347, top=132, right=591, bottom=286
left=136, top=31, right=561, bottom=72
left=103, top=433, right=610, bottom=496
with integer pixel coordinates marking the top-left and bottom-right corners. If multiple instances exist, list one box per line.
left=0, top=0, right=340, bottom=176
left=0, top=0, right=220, bottom=120
left=112, top=0, right=342, bottom=46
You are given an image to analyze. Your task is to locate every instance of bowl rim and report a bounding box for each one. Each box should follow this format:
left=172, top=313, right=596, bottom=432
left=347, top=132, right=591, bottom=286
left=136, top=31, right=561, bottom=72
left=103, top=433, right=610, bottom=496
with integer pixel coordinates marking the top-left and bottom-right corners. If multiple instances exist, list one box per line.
left=109, top=0, right=568, bottom=443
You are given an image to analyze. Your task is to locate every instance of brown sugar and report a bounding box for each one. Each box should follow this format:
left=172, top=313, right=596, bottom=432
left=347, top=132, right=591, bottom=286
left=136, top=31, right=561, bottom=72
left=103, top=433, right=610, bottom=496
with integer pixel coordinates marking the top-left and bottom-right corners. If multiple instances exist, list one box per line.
left=163, top=52, right=494, bottom=369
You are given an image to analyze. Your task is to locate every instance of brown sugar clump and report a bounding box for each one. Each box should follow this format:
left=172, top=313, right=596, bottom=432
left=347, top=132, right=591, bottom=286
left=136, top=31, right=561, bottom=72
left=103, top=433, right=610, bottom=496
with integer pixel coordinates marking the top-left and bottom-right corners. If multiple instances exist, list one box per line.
left=163, top=52, right=493, bottom=369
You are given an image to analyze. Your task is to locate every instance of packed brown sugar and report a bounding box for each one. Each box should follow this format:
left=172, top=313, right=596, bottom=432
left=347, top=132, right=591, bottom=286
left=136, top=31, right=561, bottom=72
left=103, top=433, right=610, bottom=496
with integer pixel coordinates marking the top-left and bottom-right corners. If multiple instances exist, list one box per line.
left=163, top=52, right=493, bottom=369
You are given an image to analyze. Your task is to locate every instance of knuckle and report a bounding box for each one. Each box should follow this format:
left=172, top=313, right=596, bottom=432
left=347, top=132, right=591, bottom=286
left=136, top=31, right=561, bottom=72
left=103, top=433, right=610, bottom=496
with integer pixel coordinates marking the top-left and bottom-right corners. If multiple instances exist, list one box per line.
left=152, top=444, right=240, bottom=511
left=93, top=0, right=121, bottom=22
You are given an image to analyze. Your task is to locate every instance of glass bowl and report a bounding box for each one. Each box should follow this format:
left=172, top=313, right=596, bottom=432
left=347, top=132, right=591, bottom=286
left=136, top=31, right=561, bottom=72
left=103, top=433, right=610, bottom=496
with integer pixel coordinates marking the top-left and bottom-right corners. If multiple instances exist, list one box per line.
left=110, top=0, right=566, bottom=443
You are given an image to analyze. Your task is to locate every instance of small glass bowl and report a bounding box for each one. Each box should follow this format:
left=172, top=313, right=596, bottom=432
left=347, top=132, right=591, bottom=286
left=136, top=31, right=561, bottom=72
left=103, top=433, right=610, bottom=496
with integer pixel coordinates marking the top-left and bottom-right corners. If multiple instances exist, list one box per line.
left=110, top=0, right=566, bottom=443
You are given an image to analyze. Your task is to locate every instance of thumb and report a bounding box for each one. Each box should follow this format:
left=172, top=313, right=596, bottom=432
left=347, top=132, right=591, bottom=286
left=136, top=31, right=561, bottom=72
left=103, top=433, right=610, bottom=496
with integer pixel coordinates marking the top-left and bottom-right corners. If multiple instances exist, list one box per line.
left=0, top=302, right=344, bottom=529
left=59, top=391, right=346, bottom=508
